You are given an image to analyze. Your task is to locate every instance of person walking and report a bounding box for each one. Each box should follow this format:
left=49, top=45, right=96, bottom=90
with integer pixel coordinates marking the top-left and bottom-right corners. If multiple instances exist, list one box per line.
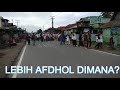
left=79, top=33, right=83, bottom=47
left=59, top=33, right=65, bottom=45
left=40, top=34, right=43, bottom=42
left=81, top=33, right=84, bottom=47
left=66, top=34, right=70, bottom=45
left=72, top=32, right=77, bottom=47
left=110, top=35, right=115, bottom=49
left=87, top=31, right=92, bottom=48
left=83, top=32, right=88, bottom=48
left=32, top=33, right=36, bottom=46
left=95, top=32, right=103, bottom=49
left=26, top=34, right=31, bottom=45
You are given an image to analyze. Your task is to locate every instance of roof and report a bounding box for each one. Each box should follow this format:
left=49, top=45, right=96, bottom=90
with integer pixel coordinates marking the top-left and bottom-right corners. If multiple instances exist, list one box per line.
left=1, top=18, right=9, bottom=22
left=58, top=22, right=77, bottom=31
left=100, top=12, right=120, bottom=28
left=66, top=23, right=77, bottom=28
left=79, top=16, right=99, bottom=22
left=57, top=26, right=66, bottom=31
left=100, top=19, right=120, bottom=28
left=8, top=23, right=13, bottom=26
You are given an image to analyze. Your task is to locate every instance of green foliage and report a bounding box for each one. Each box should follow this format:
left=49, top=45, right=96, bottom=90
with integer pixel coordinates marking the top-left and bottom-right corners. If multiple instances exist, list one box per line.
left=101, top=12, right=114, bottom=18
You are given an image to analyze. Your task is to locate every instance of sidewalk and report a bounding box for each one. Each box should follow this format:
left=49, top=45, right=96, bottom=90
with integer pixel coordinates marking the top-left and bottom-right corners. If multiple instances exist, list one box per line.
left=0, top=40, right=25, bottom=78
left=89, top=43, right=120, bottom=55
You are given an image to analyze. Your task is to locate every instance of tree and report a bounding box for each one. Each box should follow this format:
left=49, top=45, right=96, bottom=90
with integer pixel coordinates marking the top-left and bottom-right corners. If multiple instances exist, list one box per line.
left=101, top=12, right=114, bottom=18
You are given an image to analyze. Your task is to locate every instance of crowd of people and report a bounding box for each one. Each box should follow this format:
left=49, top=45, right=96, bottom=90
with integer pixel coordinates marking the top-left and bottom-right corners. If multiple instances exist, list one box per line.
left=25, top=32, right=59, bottom=46
left=58, top=31, right=115, bottom=49
left=24, top=31, right=115, bottom=49
left=58, top=31, right=92, bottom=48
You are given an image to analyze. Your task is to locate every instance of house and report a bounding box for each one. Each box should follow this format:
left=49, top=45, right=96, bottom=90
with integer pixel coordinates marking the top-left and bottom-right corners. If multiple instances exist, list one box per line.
left=44, top=28, right=60, bottom=34
left=64, top=23, right=77, bottom=35
left=0, top=16, right=9, bottom=30
left=101, top=12, right=120, bottom=47
left=77, top=16, right=94, bottom=34
left=0, top=17, right=10, bottom=48
left=88, top=16, right=111, bottom=41
left=90, top=16, right=110, bottom=33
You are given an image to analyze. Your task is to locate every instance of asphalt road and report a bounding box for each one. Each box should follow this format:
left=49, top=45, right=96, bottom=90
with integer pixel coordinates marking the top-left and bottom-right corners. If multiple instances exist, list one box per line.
left=12, top=40, right=120, bottom=78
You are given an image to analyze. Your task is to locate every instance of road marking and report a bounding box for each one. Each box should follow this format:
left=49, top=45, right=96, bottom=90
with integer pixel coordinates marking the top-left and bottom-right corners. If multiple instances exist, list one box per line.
left=90, top=49, right=120, bottom=57
left=39, top=44, right=42, bottom=48
left=12, top=44, right=27, bottom=78
left=43, top=43, right=47, bottom=47
left=46, top=43, right=50, bottom=47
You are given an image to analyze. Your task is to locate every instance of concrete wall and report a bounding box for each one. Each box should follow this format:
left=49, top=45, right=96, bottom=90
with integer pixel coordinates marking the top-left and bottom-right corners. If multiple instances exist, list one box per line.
left=103, top=28, right=111, bottom=43
left=91, top=34, right=96, bottom=41
left=102, top=28, right=120, bottom=47
left=90, top=17, right=110, bottom=25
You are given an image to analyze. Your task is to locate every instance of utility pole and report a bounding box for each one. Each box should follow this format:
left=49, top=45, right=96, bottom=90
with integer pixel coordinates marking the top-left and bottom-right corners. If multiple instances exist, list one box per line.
left=15, top=20, right=20, bottom=27
left=43, top=25, right=44, bottom=31
left=51, top=16, right=55, bottom=29
left=12, top=19, right=13, bottom=23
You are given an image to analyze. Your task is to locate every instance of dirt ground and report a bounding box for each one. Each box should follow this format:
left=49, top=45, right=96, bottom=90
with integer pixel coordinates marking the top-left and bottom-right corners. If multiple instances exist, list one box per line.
left=0, top=40, right=25, bottom=78
left=90, top=43, right=120, bottom=55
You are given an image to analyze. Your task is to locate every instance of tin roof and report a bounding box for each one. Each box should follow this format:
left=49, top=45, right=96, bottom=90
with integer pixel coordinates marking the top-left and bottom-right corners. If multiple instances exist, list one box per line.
left=100, top=19, right=120, bottom=28
left=101, top=12, right=120, bottom=28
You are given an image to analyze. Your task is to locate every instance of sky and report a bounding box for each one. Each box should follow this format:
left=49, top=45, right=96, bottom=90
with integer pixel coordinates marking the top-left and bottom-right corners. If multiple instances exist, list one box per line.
left=0, top=12, right=101, bottom=32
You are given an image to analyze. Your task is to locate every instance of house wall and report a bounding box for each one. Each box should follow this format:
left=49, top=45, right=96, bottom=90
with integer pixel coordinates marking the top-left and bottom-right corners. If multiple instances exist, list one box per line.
left=90, top=17, right=110, bottom=25
left=118, top=35, right=120, bottom=45
left=103, top=28, right=111, bottom=43
left=102, top=28, right=120, bottom=47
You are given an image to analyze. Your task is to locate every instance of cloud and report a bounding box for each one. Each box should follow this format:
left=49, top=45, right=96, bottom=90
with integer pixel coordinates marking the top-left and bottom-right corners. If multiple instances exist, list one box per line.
left=54, top=12, right=101, bottom=27
left=0, top=12, right=101, bottom=32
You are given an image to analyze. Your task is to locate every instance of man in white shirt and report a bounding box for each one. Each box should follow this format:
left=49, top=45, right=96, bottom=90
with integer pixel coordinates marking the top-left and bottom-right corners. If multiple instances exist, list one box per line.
left=95, top=33, right=103, bottom=49
left=72, top=33, right=77, bottom=47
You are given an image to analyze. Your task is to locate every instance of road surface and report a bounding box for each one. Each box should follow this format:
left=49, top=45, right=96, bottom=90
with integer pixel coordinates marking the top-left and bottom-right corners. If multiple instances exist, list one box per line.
left=11, top=41, right=120, bottom=78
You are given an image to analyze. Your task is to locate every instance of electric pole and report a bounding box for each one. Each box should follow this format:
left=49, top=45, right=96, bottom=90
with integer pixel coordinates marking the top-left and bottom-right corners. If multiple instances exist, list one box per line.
left=15, top=20, right=20, bottom=27
left=12, top=19, right=13, bottom=23
left=43, top=25, right=44, bottom=31
left=51, top=16, right=55, bottom=29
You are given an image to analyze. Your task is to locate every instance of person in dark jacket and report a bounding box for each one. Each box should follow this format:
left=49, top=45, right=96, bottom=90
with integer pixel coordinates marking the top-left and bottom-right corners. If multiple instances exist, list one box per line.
left=110, top=35, right=115, bottom=49
left=32, top=33, right=36, bottom=45
left=40, top=34, right=43, bottom=42
left=59, top=33, right=66, bottom=45
left=26, top=34, right=31, bottom=45
left=79, top=33, right=83, bottom=47
left=87, top=31, right=91, bottom=48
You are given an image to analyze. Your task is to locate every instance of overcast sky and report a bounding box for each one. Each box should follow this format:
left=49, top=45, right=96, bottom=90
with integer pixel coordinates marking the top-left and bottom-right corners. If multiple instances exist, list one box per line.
left=0, top=12, right=101, bottom=32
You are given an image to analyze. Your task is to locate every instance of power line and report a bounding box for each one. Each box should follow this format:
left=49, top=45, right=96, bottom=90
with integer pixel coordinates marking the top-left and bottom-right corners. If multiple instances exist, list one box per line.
left=43, top=12, right=63, bottom=28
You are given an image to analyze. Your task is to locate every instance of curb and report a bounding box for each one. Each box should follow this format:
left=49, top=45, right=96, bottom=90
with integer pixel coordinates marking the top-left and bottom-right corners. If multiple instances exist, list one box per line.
left=4, top=41, right=26, bottom=78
